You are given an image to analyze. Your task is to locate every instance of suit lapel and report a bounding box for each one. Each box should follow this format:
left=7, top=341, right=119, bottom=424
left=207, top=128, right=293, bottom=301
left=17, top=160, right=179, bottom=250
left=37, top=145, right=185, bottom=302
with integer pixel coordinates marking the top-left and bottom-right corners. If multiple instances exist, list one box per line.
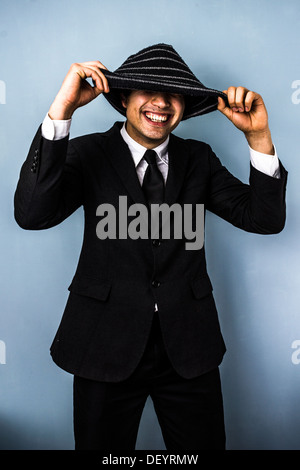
left=164, top=134, right=190, bottom=206
left=103, top=122, right=147, bottom=206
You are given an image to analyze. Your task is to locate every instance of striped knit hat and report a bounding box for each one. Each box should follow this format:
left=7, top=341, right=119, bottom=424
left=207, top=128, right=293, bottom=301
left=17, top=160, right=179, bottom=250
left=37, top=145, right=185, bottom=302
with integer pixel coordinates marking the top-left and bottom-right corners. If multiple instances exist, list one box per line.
left=102, top=43, right=227, bottom=120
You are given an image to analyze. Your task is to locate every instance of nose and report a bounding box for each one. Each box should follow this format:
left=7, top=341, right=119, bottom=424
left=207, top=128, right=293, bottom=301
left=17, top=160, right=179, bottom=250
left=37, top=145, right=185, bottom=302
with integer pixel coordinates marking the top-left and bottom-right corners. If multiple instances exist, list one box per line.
left=151, top=92, right=171, bottom=109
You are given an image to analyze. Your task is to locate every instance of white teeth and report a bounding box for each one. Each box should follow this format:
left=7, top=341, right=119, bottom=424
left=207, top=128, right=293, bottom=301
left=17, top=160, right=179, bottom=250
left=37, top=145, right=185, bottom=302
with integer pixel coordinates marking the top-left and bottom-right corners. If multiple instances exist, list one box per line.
left=145, top=113, right=168, bottom=122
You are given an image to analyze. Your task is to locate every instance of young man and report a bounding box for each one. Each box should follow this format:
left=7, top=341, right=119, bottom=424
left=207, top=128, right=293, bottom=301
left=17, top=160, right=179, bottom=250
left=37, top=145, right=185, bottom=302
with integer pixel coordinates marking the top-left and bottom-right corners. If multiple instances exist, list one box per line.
left=14, top=44, right=287, bottom=450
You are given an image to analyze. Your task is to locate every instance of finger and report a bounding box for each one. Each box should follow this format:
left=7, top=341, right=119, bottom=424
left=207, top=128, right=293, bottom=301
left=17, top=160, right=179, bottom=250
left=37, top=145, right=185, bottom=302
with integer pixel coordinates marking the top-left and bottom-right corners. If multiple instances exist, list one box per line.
left=80, top=60, right=108, bottom=70
left=235, top=87, right=249, bottom=112
left=244, top=90, right=257, bottom=112
left=73, top=61, right=109, bottom=89
left=87, top=66, right=110, bottom=93
left=227, top=86, right=253, bottom=113
left=82, top=61, right=109, bottom=91
left=76, top=64, right=110, bottom=93
left=227, top=86, right=239, bottom=112
left=88, top=70, right=109, bottom=96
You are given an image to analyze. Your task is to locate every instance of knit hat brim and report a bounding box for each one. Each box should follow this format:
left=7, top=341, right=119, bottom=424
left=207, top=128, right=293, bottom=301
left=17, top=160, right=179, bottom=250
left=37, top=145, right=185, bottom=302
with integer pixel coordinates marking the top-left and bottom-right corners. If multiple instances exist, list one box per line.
left=101, top=44, right=227, bottom=120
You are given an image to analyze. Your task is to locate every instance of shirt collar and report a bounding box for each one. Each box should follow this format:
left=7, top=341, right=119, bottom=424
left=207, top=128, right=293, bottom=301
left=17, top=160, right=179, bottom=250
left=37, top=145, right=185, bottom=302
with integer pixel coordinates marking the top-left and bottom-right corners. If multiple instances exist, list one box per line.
left=120, top=122, right=169, bottom=167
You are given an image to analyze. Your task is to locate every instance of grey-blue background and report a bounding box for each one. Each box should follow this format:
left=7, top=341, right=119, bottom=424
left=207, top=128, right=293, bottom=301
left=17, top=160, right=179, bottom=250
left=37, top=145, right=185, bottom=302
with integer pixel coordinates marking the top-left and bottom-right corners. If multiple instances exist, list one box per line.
left=1, top=0, right=299, bottom=450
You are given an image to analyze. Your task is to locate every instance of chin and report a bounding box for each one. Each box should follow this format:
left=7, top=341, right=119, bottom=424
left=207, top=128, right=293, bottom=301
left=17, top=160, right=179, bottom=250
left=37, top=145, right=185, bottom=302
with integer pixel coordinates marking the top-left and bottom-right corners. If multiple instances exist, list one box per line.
left=145, top=130, right=169, bottom=143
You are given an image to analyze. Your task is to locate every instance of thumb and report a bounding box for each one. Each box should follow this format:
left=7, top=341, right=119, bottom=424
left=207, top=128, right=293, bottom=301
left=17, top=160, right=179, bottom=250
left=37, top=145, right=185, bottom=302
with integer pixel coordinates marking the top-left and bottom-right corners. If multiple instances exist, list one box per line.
left=217, top=92, right=231, bottom=119
left=218, top=90, right=230, bottom=113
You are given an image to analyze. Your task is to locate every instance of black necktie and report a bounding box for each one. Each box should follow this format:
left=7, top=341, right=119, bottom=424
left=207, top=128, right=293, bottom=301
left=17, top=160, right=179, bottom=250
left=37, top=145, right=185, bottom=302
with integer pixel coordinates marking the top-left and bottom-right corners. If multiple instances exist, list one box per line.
left=142, top=149, right=165, bottom=205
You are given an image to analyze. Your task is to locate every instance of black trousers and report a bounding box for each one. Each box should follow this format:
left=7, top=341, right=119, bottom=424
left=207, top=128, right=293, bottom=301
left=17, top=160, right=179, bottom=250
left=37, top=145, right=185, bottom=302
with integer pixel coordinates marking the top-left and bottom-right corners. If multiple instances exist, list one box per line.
left=73, top=316, right=226, bottom=451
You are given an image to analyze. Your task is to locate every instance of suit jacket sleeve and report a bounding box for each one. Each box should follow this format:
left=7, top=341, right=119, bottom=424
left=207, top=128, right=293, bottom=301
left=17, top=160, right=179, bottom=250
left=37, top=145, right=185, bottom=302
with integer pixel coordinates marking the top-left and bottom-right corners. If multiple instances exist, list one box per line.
left=206, top=147, right=287, bottom=234
left=14, top=127, right=287, bottom=236
left=14, top=126, right=83, bottom=230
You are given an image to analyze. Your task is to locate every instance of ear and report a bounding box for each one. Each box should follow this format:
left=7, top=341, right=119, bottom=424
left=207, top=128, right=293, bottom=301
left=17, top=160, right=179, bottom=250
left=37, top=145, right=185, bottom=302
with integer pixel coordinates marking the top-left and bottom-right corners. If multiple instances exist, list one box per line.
left=120, top=93, right=128, bottom=109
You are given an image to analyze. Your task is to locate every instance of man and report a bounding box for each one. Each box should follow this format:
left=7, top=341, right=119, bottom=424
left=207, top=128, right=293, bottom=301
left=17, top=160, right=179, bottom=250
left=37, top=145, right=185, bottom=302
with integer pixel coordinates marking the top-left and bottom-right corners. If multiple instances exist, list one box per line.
left=14, top=44, right=287, bottom=450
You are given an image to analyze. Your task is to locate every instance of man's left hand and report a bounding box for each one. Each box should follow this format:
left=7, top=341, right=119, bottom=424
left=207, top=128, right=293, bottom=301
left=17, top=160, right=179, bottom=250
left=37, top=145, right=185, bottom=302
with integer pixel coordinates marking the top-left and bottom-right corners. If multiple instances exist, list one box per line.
left=218, top=87, right=274, bottom=155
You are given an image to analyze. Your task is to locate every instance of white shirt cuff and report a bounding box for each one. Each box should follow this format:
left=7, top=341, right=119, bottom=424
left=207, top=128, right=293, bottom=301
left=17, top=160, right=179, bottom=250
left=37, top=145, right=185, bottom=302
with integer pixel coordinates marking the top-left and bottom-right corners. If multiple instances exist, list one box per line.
left=249, top=145, right=281, bottom=179
left=41, top=113, right=72, bottom=141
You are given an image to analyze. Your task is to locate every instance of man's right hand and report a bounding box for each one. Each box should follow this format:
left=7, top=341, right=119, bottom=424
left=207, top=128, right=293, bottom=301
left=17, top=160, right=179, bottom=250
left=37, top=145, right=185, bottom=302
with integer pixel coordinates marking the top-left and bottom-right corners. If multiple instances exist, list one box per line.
left=48, top=61, right=110, bottom=120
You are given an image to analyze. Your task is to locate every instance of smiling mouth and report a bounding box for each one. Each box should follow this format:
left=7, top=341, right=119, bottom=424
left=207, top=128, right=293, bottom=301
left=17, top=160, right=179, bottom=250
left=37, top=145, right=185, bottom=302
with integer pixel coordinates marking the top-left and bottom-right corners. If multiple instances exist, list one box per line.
left=144, top=112, right=171, bottom=124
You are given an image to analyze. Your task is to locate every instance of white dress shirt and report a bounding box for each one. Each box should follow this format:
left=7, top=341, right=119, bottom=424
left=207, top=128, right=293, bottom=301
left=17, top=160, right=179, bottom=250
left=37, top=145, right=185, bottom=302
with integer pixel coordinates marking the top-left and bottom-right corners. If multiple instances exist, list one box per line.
left=120, top=123, right=169, bottom=184
left=41, top=113, right=281, bottom=179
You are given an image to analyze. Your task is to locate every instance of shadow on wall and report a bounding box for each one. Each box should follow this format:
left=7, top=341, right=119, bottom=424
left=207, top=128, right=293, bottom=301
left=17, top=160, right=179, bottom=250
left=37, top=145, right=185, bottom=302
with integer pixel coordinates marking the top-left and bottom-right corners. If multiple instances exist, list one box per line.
left=0, top=415, right=43, bottom=450
left=0, top=414, right=73, bottom=450
left=0, top=398, right=164, bottom=450
left=0, top=416, right=25, bottom=450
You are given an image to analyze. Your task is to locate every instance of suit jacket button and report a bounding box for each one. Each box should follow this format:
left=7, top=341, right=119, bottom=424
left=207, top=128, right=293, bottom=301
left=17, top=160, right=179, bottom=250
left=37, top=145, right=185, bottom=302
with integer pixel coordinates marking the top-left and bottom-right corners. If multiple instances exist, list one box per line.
left=152, top=240, right=161, bottom=247
left=152, top=280, right=161, bottom=288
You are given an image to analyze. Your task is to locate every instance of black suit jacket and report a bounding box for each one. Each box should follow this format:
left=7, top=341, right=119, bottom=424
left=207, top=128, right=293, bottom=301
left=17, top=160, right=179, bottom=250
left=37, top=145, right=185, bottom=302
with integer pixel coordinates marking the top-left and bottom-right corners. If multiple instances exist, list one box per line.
left=14, top=122, right=287, bottom=381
